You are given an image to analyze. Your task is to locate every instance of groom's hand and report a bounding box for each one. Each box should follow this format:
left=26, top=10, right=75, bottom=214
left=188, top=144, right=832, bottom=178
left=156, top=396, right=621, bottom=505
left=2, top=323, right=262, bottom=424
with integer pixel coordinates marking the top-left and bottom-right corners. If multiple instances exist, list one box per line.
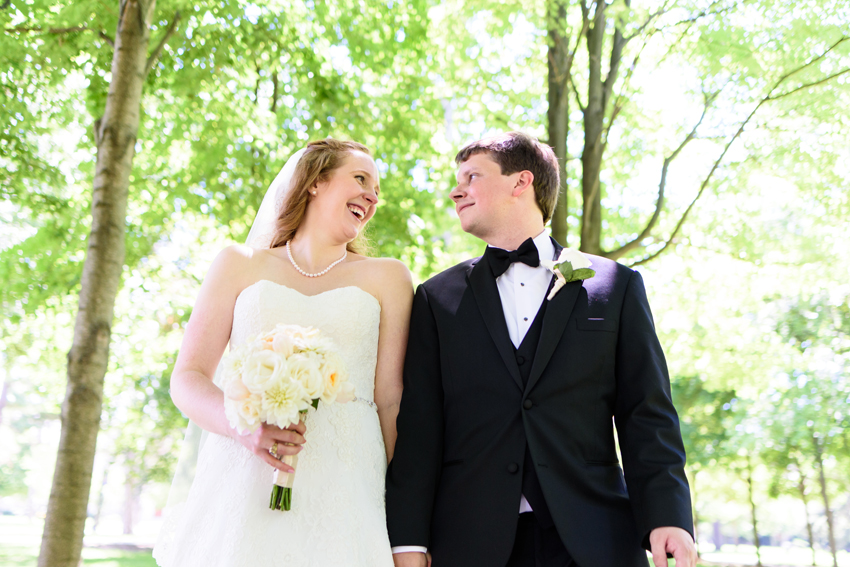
left=649, top=526, right=696, bottom=567
left=392, top=552, right=428, bottom=567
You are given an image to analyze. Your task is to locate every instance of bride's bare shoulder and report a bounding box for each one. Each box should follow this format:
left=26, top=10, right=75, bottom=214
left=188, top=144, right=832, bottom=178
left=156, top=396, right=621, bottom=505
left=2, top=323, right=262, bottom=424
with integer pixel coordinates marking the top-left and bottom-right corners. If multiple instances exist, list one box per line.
left=204, top=245, right=276, bottom=293
left=214, top=244, right=283, bottom=267
left=350, top=256, right=412, bottom=300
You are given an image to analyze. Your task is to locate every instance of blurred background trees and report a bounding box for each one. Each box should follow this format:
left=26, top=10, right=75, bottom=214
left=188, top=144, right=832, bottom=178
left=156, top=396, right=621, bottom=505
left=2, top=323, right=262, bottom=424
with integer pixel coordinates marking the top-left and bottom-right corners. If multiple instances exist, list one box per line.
left=2, top=0, right=849, bottom=565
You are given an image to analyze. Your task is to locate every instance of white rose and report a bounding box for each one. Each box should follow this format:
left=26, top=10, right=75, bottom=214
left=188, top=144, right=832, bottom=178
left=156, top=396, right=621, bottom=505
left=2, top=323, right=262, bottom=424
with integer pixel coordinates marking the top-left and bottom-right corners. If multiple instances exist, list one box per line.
left=224, top=379, right=251, bottom=401
left=289, top=326, right=322, bottom=351
left=556, top=247, right=592, bottom=269
left=242, top=349, right=286, bottom=395
left=225, top=393, right=262, bottom=434
left=262, top=380, right=309, bottom=428
left=287, top=352, right=325, bottom=399
left=272, top=332, right=296, bottom=358
left=319, top=352, right=348, bottom=404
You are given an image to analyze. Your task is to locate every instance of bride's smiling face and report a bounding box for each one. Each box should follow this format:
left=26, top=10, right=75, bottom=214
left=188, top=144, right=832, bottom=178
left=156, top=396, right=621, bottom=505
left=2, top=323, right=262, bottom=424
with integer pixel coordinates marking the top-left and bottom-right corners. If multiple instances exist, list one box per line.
left=310, top=151, right=380, bottom=241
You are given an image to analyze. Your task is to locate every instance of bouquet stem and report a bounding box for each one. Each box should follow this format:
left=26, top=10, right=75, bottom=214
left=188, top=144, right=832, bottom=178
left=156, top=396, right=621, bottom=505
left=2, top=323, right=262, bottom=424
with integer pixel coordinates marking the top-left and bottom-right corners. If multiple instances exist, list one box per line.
left=269, top=453, right=298, bottom=511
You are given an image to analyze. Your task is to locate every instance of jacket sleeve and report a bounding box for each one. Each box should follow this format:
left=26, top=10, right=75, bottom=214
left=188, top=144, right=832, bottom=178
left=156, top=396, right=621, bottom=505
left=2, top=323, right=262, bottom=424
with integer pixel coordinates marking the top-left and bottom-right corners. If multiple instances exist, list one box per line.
left=613, top=270, right=694, bottom=548
left=385, top=284, right=444, bottom=547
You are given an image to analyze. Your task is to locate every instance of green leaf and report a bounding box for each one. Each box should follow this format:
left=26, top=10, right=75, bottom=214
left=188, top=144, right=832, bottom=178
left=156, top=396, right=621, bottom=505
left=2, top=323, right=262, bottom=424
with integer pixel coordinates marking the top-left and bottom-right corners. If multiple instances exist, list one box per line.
left=555, top=262, right=574, bottom=280
left=568, top=268, right=595, bottom=282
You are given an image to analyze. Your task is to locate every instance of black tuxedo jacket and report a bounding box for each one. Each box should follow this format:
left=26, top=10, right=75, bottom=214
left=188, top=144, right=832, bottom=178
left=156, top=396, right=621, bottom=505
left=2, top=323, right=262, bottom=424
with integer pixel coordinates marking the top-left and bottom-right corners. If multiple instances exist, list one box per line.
left=386, top=241, right=693, bottom=567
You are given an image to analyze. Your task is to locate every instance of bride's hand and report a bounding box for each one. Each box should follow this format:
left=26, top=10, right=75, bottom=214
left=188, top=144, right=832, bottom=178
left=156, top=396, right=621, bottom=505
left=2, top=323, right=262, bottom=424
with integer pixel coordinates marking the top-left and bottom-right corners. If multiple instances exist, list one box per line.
left=232, top=421, right=307, bottom=472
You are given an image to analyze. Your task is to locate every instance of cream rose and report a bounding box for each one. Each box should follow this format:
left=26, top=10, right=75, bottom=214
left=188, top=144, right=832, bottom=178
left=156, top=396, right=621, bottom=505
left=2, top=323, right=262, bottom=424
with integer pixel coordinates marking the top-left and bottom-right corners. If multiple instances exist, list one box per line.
left=242, top=349, right=286, bottom=395
left=319, top=352, right=349, bottom=403
left=272, top=332, right=297, bottom=358
left=224, top=379, right=251, bottom=401
left=287, top=352, right=325, bottom=399
left=225, top=393, right=262, bottom=434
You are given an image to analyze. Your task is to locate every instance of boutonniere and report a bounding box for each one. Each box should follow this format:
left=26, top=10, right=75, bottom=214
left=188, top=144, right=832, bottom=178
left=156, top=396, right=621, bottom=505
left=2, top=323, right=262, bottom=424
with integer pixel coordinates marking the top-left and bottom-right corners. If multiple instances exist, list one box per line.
left=540, top=248, right=596, bottom=300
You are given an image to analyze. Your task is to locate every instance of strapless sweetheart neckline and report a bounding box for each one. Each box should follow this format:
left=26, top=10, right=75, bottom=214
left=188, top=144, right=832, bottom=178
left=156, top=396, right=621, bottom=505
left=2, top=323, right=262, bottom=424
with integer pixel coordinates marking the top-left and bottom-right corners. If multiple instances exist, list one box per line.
left=238, top=279, right=380, bottom=311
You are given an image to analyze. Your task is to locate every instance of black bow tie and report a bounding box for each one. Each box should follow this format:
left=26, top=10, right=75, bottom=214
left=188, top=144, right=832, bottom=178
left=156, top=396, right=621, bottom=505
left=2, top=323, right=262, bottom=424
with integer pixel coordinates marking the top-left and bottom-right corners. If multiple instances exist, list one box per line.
left=485, top=238, right=540, bottom=278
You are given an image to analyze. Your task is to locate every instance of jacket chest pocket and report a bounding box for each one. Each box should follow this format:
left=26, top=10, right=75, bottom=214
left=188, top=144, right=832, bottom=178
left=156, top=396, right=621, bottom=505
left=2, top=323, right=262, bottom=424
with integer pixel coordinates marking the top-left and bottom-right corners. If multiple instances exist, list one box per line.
left=575, top=317, right=618, bottom=332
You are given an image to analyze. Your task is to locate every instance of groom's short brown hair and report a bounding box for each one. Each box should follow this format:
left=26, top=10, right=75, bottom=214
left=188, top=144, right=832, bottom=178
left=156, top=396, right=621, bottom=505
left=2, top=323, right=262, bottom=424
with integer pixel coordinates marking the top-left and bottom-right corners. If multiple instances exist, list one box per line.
left=455, top=132, right=560, bottom=224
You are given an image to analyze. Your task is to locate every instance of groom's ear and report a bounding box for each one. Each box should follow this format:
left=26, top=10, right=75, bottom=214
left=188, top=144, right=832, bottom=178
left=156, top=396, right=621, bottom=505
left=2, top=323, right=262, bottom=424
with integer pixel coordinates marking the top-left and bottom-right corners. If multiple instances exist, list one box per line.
left=511, top=170, right=535, bottom=197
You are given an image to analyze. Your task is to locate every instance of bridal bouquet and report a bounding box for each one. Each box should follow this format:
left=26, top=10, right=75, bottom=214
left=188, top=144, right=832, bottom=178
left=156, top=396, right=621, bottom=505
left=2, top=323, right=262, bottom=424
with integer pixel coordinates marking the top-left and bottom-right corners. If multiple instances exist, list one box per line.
left=221, top=324, right=355, bottom=511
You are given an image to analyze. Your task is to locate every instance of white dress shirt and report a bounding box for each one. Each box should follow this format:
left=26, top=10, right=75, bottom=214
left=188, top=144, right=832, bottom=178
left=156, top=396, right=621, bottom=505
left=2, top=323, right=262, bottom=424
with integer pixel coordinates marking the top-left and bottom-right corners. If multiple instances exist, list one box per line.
left=392, top=231, right=555, bottom=555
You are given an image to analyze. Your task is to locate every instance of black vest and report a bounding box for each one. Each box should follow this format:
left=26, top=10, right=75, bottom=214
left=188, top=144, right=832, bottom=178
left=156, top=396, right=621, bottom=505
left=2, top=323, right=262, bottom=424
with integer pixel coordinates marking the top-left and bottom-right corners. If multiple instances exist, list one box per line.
left=516, top=296, right=555, bottom=528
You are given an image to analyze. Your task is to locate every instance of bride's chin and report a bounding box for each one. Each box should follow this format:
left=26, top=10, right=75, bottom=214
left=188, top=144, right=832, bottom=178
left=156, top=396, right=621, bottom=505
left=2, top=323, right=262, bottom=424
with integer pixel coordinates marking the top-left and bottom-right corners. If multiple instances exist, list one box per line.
left=334, top=225, right=360, bottom=244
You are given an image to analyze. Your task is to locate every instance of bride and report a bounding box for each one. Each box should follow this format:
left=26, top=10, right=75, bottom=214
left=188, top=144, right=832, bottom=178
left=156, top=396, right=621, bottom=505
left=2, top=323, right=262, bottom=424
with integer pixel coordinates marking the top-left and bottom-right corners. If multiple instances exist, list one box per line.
left=153, top=139, right=413, bottom=566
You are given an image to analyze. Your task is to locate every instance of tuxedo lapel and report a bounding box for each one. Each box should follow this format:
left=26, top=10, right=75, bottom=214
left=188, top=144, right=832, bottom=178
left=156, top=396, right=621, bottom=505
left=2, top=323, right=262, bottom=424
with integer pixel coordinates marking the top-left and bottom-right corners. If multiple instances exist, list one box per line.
left=525, top=239, right=581, bottom=394
left=467, top=256, right=524, bottom=391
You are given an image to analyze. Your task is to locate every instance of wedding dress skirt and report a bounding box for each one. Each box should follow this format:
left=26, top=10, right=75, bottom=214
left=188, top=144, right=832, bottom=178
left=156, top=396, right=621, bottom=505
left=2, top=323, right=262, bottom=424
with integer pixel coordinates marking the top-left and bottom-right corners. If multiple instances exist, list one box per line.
left=153, top=281, right=393, bottom=567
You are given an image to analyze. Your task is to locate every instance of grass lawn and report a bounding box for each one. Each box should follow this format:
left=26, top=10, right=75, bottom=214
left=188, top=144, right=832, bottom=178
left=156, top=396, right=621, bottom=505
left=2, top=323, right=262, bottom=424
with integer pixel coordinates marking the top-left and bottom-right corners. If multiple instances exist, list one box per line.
left=0, top=516, right=157, bottom=567
left=0, top=544, right=713, bottom=567
left=5, top=515, right=845, bottom=567
left=0, top=544, right=157, bottom=567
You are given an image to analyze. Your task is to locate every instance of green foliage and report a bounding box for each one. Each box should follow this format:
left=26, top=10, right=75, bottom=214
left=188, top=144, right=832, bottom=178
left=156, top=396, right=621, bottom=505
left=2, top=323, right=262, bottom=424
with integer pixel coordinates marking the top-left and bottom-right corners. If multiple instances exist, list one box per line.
left=0, top=460, right=28, bottom=498
left=672, top=375, right=737, bottom=472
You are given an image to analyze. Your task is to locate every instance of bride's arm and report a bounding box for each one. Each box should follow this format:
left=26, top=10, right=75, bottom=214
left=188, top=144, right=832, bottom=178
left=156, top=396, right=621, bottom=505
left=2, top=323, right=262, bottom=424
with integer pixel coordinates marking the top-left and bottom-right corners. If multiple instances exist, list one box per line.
left=372, top=259, right=414, bottom=462
left=170, top=245, right=304, bottom=472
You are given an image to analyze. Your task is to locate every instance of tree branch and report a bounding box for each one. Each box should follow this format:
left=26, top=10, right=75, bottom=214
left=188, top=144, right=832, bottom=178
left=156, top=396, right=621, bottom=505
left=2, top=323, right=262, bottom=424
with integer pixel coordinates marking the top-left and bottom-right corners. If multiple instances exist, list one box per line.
left=627, top=105, right=759, bottom=267
left=769, top=36, right=849, bottom=91
left=607, top=91, right=717, bottom=261
left=570, top=73, right=586, bottom=113
left=5, top=24, right=114, bottom=47
left=1, top=0, right=11, bottom=10
left=663, top=0, right=736, bottom=30
left=144, top=11, right=180, bottom=78
left=767, top=67, right=850, bottom=101
left=625, top=36, right=850, bottom=266
left=624, top=1, right=672, bottom=42
left=601, top=23, right=626, bottom=113
left=99, top=31, right=114, bottom=47
left=5, top=25, right=89, bottom=34
left=601, top=41, right=649, bottom=155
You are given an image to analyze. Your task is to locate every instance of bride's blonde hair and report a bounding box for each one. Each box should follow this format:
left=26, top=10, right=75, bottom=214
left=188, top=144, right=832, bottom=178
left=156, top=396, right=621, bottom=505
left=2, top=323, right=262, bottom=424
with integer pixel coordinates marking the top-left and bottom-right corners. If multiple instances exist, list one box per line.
left=270, top=138, right=373, bottom=255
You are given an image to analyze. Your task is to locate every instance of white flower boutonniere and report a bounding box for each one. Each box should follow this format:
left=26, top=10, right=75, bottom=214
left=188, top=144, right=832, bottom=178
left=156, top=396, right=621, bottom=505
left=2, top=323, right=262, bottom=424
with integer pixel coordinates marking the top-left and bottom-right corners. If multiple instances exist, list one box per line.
left=540, top=248, right=596, bottom=300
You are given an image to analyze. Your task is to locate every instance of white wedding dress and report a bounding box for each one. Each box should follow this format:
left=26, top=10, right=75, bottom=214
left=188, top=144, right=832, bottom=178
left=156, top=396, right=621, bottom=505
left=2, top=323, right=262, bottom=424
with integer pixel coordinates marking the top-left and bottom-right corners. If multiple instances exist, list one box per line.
left=153, top=280, right=393, bottom=567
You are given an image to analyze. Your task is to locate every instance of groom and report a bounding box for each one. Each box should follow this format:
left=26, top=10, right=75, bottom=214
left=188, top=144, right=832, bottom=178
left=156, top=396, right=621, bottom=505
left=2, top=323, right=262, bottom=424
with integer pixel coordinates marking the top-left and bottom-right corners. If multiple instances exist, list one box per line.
left=386, top=132, right=696, bottom=567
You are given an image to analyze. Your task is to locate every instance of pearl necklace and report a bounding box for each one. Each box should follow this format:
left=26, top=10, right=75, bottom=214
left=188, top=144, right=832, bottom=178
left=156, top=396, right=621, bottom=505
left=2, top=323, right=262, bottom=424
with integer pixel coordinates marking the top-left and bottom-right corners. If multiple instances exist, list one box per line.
left=286, top=240, right=347, bottom=278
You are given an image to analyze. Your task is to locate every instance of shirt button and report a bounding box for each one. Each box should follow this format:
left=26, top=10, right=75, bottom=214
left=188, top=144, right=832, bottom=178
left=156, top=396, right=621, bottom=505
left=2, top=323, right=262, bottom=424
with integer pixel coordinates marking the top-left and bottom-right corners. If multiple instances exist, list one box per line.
left=516, top=355, right=525, bottom=365
left=507, top=463, right=519, bottom=474
left=520, top=282, right=525, bottom=286
left=523, top=399, right=533, bottom=410
left=523, top=317, right=528, bottom=322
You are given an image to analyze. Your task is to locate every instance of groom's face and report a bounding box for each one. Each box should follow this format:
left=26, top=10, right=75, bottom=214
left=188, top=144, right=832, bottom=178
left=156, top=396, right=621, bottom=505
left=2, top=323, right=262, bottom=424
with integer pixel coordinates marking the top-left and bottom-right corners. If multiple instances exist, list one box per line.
left=451, top=153, right=521, bottom=241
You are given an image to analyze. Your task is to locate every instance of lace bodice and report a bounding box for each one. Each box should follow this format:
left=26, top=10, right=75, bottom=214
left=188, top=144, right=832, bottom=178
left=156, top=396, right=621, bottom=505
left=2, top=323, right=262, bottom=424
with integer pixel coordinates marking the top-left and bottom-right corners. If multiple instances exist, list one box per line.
left=153, top=280, right=393, bottom=567
left=229, top=280, right=381, bottom=404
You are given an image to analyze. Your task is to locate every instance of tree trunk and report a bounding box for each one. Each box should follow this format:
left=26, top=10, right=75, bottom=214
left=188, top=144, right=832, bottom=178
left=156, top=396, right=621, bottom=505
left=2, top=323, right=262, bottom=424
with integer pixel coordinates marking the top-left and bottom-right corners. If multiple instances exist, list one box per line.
left=122, top=473, right=135, bottom=535
left=91, top=462, right=109, bottom=533
left=579, top=0, right=605, bottom=254
left=547, top=0, right=569, bottom=246
left=37, top=2, right=155, bottom=566
left=745, top=453, right=762, bottom=567
left=812, top=435, right=838, bottom=567
left=797, top=469, right=817, bottom=566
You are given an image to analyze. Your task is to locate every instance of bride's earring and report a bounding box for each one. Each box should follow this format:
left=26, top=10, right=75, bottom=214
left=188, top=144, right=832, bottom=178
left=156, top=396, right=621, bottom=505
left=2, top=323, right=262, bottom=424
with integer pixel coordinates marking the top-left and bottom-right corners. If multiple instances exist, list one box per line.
left=311, top=191, right=317, bottom=195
